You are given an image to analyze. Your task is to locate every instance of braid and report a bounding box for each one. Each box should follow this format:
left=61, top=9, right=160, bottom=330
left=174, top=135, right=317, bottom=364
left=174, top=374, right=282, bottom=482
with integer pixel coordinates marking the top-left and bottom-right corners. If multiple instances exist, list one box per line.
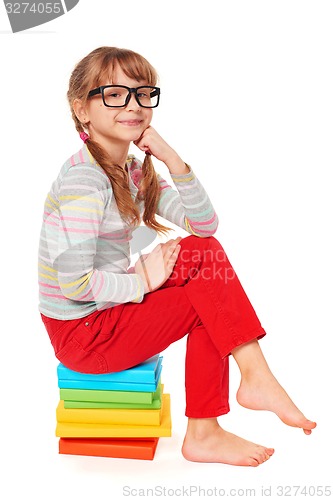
left=138, top=154, right=172, bottom=236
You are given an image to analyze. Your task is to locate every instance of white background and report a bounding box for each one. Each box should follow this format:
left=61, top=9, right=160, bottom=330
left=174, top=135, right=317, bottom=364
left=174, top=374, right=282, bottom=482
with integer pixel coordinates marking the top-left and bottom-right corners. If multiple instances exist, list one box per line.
left=1, top=1, right=332, bottom=498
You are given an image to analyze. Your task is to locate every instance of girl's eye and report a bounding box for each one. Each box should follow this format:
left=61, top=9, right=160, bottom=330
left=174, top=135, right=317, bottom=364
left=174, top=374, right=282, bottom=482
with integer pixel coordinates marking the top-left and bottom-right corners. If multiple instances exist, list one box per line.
left=138, top=92, right=150, bottom=100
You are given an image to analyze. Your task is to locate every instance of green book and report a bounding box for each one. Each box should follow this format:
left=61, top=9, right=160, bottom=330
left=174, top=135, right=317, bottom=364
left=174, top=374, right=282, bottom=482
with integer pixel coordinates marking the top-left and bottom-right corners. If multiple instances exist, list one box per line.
left=60, top=382, right=161, bottom=405
left=64, top=385, right=162, bottom=409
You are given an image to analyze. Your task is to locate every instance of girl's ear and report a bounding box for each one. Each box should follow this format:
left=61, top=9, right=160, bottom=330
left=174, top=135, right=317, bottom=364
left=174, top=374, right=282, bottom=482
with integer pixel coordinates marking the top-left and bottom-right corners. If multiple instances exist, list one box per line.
left=73, top=98, right=89, bottom=125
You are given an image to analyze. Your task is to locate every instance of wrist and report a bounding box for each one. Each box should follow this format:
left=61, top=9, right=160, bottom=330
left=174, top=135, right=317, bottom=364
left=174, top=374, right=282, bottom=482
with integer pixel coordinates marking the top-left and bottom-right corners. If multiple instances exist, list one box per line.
left=165, top=153, right=190, bottom=175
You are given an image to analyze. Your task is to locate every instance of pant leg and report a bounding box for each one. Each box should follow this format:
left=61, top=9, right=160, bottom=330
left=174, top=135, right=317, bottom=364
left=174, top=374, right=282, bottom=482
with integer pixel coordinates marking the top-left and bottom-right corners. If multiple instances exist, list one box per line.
left=165, top=235, right=266, bottom=358
left=42, top=234, right=265, bottom=418
left=185, top=325, right=230, bottom=417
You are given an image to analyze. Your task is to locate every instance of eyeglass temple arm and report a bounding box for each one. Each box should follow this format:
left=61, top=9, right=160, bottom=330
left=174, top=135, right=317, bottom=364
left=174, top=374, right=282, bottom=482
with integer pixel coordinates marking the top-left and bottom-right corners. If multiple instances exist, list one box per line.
left=88, top=87, right=102, bottom=98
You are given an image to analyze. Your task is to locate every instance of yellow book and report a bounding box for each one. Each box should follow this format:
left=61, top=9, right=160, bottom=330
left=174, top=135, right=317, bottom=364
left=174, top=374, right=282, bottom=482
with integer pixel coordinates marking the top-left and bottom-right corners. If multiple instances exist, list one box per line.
left=56, top=399, right=162, bottom=426
left=56, top=394, right=171, bottom=438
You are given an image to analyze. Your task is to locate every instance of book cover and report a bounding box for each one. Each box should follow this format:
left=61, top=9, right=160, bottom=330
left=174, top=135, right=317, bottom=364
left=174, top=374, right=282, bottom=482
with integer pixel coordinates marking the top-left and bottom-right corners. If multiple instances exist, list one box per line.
left=60, top=386, right=155, bottom=405
left=56, top=400, right=162, bottom=426
left=56, top=394, right=171, bottom=438
left=58, top=363, right=162, bottom=392
left=59, top=437, right=159, bottom=460
left=63, top=384, right=163, bottom=409
left=57, top=355, right=162, bottom=383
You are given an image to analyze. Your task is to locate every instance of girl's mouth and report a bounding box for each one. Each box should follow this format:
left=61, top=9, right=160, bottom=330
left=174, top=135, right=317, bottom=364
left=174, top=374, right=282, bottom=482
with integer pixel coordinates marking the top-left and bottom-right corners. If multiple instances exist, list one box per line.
left=118, top=120, right=143, bottom=126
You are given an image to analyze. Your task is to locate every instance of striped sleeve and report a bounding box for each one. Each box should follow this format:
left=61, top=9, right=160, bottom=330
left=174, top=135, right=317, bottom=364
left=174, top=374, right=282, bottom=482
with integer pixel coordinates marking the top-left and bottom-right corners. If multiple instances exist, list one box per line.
left=56, top=164, right=145, bottom=305
left=156, top=165, right=219, bottom=237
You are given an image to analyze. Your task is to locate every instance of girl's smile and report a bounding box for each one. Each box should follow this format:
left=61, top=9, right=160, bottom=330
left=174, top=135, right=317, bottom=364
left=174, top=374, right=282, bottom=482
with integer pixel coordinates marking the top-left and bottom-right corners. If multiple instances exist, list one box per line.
left=117, top=119, right=144, bottom=127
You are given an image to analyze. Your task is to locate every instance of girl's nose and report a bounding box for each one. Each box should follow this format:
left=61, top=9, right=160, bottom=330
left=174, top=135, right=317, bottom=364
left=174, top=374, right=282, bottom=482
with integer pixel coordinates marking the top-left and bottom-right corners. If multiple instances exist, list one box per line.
left=126, top=92, right=140, bottom=111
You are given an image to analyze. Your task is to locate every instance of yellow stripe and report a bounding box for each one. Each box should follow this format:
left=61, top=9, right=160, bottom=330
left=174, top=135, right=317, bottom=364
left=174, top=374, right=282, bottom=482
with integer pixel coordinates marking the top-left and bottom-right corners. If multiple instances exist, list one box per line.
left=60, top=206, right=103, bottom=216
left=60, top=271, right=93, bottom=289
left=39, top=272, right=58, bottom=282
left=66, top=277, right=91, bottom=298
left=39, top=263, right=57, bottom=274
left=172, top=175, right=195, bottom=182
left=59, top=195, right=103, bottom=206
left=48, top=193, right=59, bottom=207
left=185, top=218, right=201, bottom=236
left=45, top=202, right=59, bottom=212
left=85, top=145, right=96, bottom=165
left=131, top=274, right=143, bottom=302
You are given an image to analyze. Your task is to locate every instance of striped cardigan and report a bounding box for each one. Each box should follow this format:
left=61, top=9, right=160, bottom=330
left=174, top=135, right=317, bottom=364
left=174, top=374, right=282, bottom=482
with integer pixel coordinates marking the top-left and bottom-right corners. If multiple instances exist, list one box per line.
left=38, top=145, right=218, bottom=319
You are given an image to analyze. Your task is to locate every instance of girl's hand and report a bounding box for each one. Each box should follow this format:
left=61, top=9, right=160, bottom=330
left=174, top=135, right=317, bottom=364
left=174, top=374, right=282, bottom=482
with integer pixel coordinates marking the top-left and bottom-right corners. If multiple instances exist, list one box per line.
left=134, top=237, right=182, bottom=294
left=134, top=126, right=183, bottom=168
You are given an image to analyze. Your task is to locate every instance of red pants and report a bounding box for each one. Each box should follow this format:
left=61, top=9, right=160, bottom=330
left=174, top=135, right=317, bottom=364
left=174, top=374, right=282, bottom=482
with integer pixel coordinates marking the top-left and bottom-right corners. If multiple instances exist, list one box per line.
left=41, top=235, right=266, bottom=418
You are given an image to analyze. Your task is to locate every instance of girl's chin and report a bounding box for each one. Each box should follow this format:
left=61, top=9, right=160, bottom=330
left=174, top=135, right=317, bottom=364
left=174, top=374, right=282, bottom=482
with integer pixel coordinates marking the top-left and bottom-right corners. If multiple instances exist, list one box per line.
left=122, top=132, right=144, bottom=142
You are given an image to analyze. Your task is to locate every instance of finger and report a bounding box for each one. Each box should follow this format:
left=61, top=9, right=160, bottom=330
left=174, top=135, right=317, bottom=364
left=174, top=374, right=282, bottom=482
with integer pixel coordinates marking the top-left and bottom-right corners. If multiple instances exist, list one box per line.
left=165, top=244, right=178, bottom=258
left=154, top=240, right=174, bottom=256
left=165, top=247, right=181, bottom=268
left=151, top=243, right=162, bottom=253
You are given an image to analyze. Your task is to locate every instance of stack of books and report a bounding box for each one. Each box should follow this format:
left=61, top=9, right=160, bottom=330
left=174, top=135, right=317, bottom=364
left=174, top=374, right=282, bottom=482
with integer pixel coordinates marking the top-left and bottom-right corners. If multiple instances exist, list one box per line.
left=55, top=355, right=171, bottom=460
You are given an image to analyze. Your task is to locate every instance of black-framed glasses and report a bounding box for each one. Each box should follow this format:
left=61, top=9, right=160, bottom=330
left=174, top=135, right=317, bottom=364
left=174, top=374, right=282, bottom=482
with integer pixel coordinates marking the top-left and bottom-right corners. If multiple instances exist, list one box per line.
left=88, top=85, right=160, bottom=108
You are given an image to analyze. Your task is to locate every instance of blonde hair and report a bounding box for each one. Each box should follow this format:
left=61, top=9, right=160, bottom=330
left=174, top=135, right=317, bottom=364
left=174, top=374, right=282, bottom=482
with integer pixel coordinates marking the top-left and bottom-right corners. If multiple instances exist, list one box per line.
left=67, top=46, right=172, bottom=236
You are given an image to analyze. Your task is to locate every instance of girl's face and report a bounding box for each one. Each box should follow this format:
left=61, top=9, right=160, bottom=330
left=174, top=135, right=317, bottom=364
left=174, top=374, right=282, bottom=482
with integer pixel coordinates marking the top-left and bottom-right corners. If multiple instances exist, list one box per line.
left=83, top=66, right=153, bottom=151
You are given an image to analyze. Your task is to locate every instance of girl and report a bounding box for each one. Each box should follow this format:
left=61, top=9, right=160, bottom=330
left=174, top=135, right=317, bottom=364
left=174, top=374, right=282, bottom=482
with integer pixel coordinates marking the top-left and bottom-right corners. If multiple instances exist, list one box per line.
left=38, top=46, right=316, bottom=467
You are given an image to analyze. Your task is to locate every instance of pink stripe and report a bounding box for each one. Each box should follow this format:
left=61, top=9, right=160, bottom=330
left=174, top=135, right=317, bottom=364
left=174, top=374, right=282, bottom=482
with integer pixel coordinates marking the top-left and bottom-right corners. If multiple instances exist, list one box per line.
left=38, top=282, right=60, bottom=290
left=40, top=291, right=67, bottom=300
left=197, top=228, right=216, bottom=235
left=59, top=227, right=98, bottom=234
left=60, top=215, right=100, bottom=224
left=44, top=219, right=58, bottom=227
left=79, top=149, right=84, bottom=163
left=70, top=155, right=75, bottom=166
left=44, top=207, right=57, bottom=217
left=190, top=213, right=217, bottom=226
left=94, top=273, right=105, bottom=299
left=191, top=227, right=216, bottom=235
left=45, top=212, right=59, bottom=221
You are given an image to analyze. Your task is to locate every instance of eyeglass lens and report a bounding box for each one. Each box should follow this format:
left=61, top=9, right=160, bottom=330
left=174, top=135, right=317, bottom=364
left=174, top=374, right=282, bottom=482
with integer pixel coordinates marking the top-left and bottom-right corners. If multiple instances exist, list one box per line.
left=103, top=86, right=159, bottom=108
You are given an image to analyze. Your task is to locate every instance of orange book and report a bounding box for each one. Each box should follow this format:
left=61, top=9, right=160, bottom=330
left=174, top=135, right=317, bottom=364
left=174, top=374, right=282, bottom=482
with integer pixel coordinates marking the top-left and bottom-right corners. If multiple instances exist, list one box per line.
left=59, top=437, right=159, bottom=460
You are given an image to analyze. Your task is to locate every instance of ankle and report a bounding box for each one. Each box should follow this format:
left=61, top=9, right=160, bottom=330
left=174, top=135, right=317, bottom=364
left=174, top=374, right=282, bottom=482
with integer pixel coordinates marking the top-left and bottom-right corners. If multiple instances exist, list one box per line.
left=186, top=418, right=220, bottom=440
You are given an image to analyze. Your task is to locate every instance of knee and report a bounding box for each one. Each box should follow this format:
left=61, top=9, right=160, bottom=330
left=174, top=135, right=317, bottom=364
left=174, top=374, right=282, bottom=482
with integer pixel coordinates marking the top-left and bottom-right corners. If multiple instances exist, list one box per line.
left=180, top=234, right=220, bottom=247
left=179, top=235, right=227, bottom=263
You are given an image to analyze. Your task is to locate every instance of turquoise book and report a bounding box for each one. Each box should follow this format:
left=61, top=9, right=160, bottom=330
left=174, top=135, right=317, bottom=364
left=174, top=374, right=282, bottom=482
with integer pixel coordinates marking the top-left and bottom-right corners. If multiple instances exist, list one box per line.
left=57, top=356, right=162, bottom=392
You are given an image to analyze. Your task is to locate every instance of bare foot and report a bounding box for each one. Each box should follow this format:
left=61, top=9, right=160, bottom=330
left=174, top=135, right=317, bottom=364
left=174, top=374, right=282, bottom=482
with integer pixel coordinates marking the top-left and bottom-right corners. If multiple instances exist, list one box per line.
left=182, top=419, right=274, bottom=467
left=236, top=369, right=317, bottom=435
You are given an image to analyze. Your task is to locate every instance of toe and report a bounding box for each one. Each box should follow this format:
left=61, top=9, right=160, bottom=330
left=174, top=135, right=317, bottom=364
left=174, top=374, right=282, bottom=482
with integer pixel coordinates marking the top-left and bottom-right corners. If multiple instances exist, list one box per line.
left=253, top=451, right=266, bottom=464
left=248, top=458, right=260, bottom=467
